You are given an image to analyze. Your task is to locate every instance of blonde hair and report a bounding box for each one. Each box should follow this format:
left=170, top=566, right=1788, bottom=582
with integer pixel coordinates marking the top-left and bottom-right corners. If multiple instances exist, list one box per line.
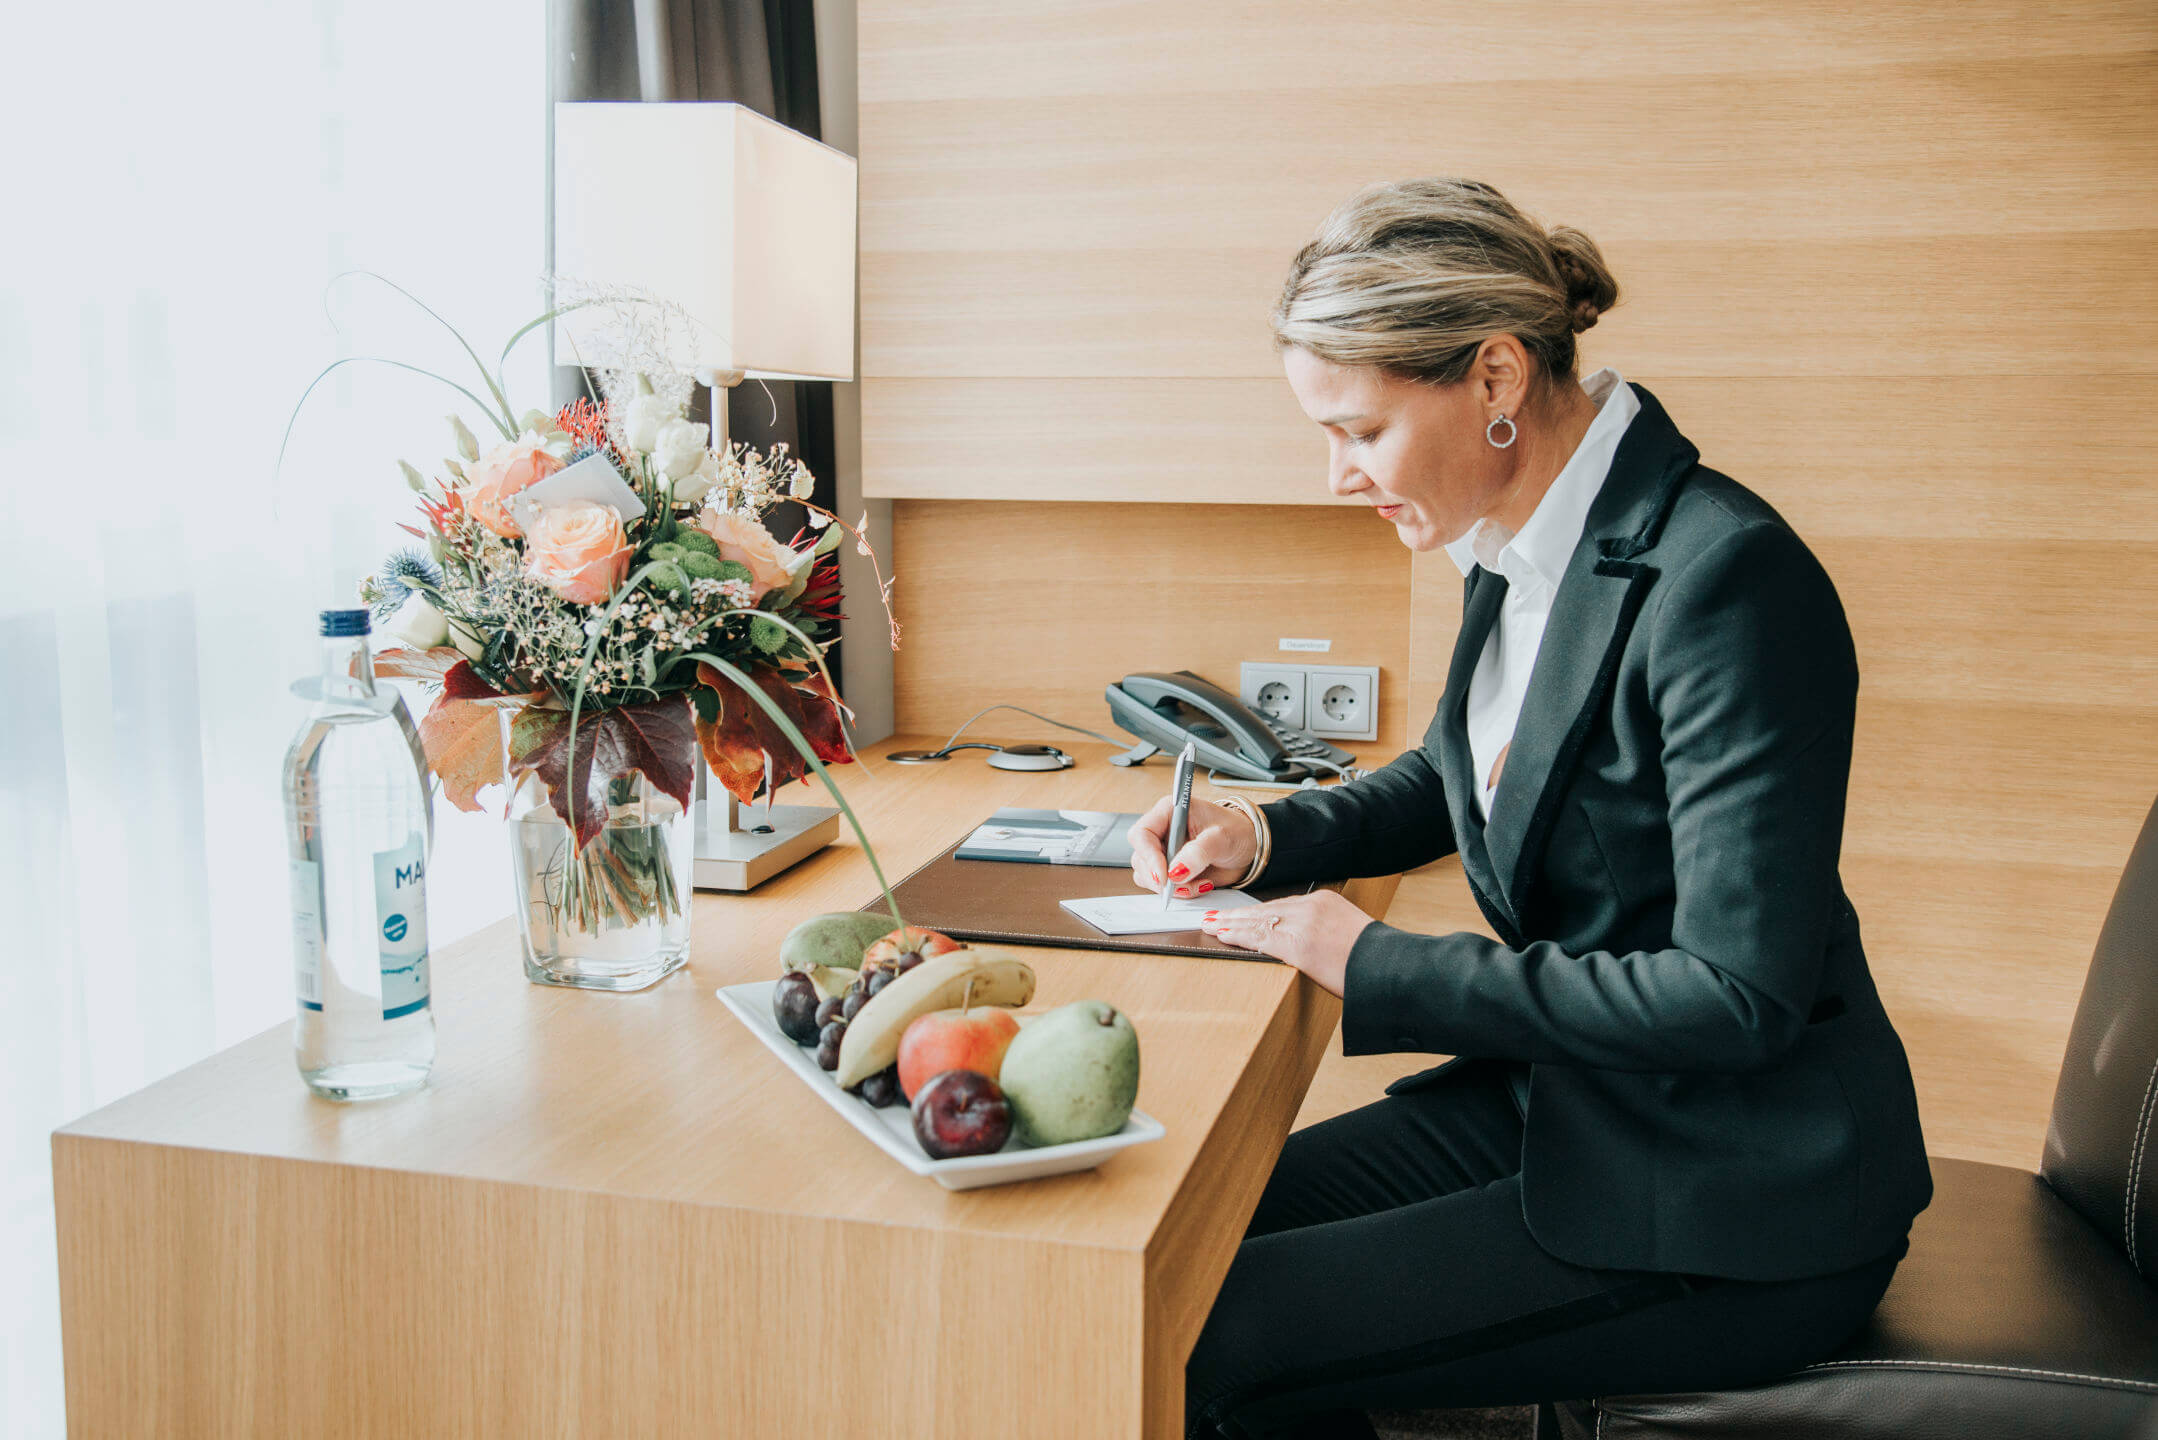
left=1271, top=178, right=1619, bottom=388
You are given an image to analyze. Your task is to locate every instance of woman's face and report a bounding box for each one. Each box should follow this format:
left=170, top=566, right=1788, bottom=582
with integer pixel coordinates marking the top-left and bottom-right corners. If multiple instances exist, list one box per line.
left=1282, top=346, right=1514, bottom=552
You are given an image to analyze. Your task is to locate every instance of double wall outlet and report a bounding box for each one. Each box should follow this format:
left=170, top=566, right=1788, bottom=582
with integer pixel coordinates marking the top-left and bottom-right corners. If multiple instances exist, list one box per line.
left=1239, top=662, right=1380, bottom=743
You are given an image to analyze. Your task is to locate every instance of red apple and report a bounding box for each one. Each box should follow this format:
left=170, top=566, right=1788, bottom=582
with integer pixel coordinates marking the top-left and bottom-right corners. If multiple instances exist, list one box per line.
left=897, top=1006, right=1022, bottom=1101
left=861, top=926, right=964, bottom=976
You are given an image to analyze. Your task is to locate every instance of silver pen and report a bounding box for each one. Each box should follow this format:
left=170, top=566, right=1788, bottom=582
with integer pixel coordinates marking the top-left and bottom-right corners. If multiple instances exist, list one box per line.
left=1160, top=740, right=1197, bottom=910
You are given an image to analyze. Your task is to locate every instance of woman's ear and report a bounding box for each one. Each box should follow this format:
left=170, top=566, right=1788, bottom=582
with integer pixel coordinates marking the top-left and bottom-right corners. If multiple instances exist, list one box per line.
left=1469, top=334, right=1532, bottom=417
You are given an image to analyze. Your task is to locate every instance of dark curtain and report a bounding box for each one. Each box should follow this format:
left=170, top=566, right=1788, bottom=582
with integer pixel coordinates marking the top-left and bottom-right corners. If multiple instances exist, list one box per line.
left=546, top=0, right=838, bottom=568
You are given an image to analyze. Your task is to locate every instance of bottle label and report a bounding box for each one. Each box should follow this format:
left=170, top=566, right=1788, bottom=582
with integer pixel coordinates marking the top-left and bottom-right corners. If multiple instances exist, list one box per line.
left=290, top=858, right=324, bottom=1012
left=373, top=835, right=431, bottom=1020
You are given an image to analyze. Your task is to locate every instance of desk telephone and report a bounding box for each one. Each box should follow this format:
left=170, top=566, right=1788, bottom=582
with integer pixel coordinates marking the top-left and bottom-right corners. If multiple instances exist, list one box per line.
left=1104, top=671, right=1358, bottom=784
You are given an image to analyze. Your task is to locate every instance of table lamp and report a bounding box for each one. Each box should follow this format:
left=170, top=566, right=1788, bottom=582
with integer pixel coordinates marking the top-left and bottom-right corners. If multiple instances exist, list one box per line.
left=553, top=101, right=858, bottom=891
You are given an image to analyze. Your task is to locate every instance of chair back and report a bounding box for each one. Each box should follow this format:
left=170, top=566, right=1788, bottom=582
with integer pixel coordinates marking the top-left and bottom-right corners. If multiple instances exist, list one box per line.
left=2041, top=792, right=2158, bottom=1285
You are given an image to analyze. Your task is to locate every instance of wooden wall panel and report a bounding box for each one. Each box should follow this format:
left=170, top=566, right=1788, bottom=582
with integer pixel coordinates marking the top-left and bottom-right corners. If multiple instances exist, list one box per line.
left=888, top=500, right=1413, bottom=755
left=860, top=379, right=1327, bottom=504
left=857, top=1, right=2158, bottom=1169
left=859, top=3, right=2157, bottom=103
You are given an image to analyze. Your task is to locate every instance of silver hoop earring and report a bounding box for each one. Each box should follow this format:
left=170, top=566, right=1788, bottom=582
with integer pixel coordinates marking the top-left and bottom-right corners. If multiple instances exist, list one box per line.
left=1486, top=413, right=1517, bottom=450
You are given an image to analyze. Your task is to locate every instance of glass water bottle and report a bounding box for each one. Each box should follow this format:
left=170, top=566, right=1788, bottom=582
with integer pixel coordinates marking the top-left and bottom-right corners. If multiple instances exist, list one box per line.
left=282, top=607, right=436, bottom=1100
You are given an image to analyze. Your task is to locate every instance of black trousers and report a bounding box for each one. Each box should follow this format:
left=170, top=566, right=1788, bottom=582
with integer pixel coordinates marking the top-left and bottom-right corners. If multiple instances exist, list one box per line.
left=1186, top=1060, right=1905, bottom=1439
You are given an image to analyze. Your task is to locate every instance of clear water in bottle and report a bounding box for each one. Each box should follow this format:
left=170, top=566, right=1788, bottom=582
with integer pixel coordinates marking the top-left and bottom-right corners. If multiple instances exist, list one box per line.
left=282, top=608, right=436, bottom=1100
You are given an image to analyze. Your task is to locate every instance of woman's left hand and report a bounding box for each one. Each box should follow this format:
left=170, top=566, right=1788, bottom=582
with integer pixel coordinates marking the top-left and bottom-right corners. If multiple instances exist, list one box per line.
left=1198, top=891, right=1378, bottom=998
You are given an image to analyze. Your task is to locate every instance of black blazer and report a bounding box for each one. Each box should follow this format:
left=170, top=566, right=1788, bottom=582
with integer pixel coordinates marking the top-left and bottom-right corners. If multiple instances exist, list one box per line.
left=1258, top=383, right=1932, bottom=1282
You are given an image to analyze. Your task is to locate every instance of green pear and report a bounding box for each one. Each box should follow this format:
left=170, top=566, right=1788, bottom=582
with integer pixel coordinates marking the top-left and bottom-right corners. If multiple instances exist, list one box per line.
left=780, top=912, right=901, bottom=974
left=999, top=1001, right=1140, bottom=1146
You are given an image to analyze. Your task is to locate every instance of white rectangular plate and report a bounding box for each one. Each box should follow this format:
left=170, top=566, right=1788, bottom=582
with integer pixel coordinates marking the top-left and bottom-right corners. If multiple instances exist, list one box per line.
left=715, top=980, right=1165, bottom=1190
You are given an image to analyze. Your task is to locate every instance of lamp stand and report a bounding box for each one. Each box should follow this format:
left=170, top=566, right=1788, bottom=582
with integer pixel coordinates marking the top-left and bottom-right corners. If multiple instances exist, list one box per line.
left=689, top=372, right=841, bottom=892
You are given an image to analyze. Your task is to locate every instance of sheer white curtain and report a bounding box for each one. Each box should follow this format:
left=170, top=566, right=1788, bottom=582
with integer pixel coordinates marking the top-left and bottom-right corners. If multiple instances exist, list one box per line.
left=0, top=5, right=543, bottom=1433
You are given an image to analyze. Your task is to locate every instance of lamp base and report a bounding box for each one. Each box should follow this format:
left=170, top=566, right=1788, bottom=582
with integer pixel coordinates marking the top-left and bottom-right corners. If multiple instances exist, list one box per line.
left=692, top=799, right=840, bottom=891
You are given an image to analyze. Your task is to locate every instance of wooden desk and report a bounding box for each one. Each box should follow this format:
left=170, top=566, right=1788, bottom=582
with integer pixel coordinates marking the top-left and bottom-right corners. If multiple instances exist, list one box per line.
left=54, top=737, right=1400, bottom=1439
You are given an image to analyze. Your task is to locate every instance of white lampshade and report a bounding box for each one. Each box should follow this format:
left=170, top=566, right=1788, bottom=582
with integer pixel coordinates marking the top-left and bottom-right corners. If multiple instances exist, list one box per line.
left=552, top=102, right=857, bottom=383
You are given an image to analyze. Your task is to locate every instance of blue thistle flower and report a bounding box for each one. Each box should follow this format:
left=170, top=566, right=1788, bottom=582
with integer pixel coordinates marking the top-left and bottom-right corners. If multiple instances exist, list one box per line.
left=371, top=547, right=444, bottom=620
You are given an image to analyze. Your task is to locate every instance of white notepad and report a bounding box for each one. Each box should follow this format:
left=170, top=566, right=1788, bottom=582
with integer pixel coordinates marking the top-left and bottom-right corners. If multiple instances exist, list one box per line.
left=1059, top=889, right=1261, bottom=936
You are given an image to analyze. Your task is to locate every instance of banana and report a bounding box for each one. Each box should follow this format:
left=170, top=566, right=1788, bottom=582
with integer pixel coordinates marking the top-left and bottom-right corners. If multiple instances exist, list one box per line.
left=804, top=965, right=855, bottom=1002
left=833, top=947, right=1036, bottom=1087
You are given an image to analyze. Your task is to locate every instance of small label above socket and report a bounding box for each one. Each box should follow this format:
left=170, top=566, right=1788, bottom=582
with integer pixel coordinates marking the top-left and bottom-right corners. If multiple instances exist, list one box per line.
left=1279, top=638, right=1332, bottom=653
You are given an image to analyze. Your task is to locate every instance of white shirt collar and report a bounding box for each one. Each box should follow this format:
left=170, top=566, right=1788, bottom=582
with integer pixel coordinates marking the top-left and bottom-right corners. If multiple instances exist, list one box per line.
left=1444, top=368, right=1640, bottom=589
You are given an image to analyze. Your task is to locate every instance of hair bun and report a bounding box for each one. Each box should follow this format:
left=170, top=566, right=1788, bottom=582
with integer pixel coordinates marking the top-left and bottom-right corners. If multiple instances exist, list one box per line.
left=1546, top=224, right=1619, bottom=334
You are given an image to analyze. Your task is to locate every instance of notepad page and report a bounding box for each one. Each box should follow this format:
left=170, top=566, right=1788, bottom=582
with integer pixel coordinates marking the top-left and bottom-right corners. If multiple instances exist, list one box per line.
left=1059, top=890, right=1261, bottom=936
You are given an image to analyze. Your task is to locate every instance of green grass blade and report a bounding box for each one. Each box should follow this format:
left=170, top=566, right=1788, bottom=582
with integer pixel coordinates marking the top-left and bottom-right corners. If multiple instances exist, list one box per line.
left=278, top=356, right=516, bottom=502
left=328, top=270, right=519, bottom=434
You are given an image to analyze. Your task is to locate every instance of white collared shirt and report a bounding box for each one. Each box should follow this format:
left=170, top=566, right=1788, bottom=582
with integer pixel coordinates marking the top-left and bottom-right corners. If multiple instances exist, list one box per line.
left=1443, top=368, right=1639, bottom=824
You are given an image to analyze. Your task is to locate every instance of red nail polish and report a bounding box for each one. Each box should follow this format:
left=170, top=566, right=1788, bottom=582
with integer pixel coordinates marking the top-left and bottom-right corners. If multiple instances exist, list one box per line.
left=1198, top=881, right=1213, bottom=893
left=1202, top=911, right=1218, bottom=920
left=1168, top=864, right=1189, bottom=880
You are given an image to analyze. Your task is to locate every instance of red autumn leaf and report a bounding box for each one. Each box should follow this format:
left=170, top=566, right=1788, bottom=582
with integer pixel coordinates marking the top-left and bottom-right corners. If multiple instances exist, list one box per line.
left=506, top=697, right=699, bottom=852
left=694, top=664, right=854, bottom=804
left=440, top=659, right=507, bottom=702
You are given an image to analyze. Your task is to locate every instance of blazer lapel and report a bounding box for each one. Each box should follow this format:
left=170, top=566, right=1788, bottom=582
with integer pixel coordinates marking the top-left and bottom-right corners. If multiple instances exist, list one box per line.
left=1436, top=565, right=1521, bottom=942
left=1481, top=384, right=1699, bottom=925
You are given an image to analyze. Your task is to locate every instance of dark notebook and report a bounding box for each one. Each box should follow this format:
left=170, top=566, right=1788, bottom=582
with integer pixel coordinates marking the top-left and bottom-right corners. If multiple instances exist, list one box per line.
left=859, top=836, right=1328, bottom=960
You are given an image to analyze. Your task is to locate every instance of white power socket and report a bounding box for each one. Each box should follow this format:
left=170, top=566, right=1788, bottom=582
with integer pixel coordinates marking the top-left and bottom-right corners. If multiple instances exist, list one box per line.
left=1306, top=665, right=1379, bottom=742
left=1240, top=661, right=1378, bottom=742
left=1238, top=662, right=1309, bottom=733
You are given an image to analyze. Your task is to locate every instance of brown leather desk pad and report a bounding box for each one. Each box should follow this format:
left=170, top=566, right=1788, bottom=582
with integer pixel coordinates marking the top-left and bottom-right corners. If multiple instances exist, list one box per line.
left=859, top=840, right=1330, bottom=961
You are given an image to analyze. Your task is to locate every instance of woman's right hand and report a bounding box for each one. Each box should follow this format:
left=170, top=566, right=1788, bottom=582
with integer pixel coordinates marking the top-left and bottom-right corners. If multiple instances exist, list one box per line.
left=1128, top=797, right=1256, bottom=899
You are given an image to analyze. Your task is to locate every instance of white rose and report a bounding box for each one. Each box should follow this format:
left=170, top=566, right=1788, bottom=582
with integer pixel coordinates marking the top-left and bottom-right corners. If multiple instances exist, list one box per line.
left=622, top=393, right=677, bottom=454
left=670, top=450, right=720, bottom=507
left=651, top=417, right=710, bottom=479
left=385, top=593, right=449, bottom=650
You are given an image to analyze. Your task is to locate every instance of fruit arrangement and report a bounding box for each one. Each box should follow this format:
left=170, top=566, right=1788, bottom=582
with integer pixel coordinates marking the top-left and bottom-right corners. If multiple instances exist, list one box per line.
left=770, top=913, right=1142, bottom=1163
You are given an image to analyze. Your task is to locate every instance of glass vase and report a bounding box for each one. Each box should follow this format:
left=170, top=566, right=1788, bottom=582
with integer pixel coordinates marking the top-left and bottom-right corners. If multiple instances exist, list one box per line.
left=502, top=718, right=695, bottom=992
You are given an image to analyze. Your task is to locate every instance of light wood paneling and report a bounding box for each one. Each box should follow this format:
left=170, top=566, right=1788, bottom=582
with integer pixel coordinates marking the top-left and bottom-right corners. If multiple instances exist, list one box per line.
left=55, top=738, right=1380, bottom=1440
left=860, top=59, right=2158, bottom=252
left=863, top=375, right=2158, bottom=532
left=860, top=2, right=2158, bottom=102
left=858, top=1, right=2158, bottom=1175
left=863, top=235, right=2158, bottom=379
left=861, top=378, right=1329, bottom=503
left=889, top=499, right=1415, bottom=754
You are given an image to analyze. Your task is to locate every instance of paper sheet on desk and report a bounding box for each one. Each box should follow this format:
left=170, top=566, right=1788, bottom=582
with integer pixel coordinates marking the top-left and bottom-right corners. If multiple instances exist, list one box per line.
left=1060, top=890, right=1261, bottom=936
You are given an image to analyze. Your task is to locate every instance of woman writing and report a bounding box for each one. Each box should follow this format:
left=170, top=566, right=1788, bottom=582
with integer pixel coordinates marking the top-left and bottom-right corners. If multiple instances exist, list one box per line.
left=1128, top=179, right=1932, bottom=1439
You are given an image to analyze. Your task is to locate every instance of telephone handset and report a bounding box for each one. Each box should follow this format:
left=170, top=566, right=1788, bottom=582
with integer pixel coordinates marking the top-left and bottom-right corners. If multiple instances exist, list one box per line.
left=1104, top=670, right=1357, bottom=783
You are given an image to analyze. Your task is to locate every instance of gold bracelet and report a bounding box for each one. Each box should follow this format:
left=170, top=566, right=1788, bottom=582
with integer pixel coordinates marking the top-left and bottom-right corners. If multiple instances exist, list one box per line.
left=1215, top=794, right=1272, bottom=889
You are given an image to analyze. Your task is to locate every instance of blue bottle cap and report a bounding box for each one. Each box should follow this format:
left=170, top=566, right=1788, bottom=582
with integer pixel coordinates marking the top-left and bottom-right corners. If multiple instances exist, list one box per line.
left=319, top=608, right=373, bottom=637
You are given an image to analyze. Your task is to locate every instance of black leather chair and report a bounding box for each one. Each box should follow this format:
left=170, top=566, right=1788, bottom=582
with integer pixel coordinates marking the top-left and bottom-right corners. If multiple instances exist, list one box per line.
left=1538, top=795, right=2158, bottom=1439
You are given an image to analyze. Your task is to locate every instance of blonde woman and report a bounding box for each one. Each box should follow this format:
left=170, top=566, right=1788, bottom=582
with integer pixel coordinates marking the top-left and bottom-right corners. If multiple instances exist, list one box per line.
left=1128, top=180, right=1931, bottom=1438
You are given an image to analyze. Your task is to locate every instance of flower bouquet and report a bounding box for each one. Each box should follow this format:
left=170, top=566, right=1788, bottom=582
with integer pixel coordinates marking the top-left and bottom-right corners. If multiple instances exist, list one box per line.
left=292, top=280, right=900, bottom=990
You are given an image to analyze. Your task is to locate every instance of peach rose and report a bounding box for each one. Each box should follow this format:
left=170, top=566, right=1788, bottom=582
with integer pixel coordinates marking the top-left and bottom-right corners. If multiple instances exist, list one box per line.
left=525, top=501, right=631, bottom=605
left=467, top=431, right=565, bottom=538
left=692, top=511, right=798, bottom=599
